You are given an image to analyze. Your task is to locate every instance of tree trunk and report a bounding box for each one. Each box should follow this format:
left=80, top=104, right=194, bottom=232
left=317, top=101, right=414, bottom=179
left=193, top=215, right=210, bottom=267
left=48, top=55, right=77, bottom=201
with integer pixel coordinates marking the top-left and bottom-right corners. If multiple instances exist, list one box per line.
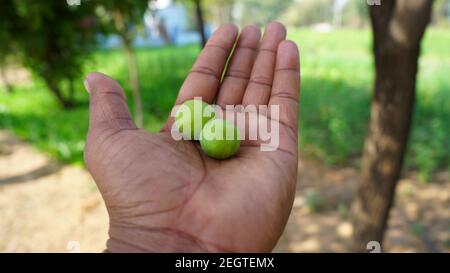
left=194, top=0, right=207, bottom=48
left=113, top=9, right=144, bottom=128
left=68, top=78, right=75, bottom=103
left=350, top=0, right=434, bottom=252
left=157, top=18, right=172, bottom=45
left=124, top=41, right=144, bottom=127
left=42, top=74, right=74, bottom=109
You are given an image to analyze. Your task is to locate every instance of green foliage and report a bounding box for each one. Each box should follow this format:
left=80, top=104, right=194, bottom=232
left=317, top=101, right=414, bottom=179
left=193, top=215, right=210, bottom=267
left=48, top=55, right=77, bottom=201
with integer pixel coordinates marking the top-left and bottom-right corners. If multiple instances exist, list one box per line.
left=0, top=45, right=197, bottom=163
left=1, top=0, right=151, bottom=108
left=13, top=1, right=96, bottom=80
left=1, top=0, right=98, bottom=107
left=433, top=0, right=450, bottom=26
left=0, top=83, right=88, bottom=163
left=281, top=0, right=334, bottom=26
left=292, top=29, right=372, bottom=164
left=0, top=1, right=19, bottom=64
left=408, top=29, right=450, bottom=181
left=0, top=29, right=448, bottom=180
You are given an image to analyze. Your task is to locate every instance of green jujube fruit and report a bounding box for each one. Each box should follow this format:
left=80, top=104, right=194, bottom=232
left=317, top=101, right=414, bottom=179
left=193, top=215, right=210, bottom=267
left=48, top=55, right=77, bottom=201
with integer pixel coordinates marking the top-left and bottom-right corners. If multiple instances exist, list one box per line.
left=175, top=99, right=215, bottom=140
left=200, top=119, right=241, bottom=159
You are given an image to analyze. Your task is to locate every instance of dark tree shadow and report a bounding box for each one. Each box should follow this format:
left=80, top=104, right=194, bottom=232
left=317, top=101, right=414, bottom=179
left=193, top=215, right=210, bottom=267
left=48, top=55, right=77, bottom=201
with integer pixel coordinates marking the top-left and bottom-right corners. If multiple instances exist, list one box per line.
left=0, top=163, right=61, bottom=185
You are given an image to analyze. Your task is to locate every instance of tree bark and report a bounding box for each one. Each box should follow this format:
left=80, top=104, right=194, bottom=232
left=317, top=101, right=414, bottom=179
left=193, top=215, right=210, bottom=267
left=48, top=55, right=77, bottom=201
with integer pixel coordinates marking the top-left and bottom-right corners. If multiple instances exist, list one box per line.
left=350, top=0, right=434, bottom=252
left=113, top=9, right=144, bottom=128
left=42, top=73, right=75, bottom=109
left=194, top=0, right=207, bottom=48
left=68, top=78, right=75, bottom=103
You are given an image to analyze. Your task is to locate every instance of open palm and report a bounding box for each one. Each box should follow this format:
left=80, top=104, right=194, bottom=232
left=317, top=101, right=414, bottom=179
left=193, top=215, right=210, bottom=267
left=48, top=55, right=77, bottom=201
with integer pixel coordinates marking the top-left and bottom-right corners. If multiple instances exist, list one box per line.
left=84, top=22, right=300, bottom=252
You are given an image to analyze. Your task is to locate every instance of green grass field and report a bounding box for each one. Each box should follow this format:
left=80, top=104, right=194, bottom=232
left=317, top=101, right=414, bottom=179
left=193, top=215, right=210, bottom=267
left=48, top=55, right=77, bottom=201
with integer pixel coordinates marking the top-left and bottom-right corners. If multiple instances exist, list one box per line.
left=1, top=28, right=449, bottom=180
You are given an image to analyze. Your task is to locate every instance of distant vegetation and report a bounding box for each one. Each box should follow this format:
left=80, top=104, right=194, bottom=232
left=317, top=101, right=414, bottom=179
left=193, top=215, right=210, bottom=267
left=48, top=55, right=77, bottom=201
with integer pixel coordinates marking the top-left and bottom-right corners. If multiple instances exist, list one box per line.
left=1, top=28, right=449, bottom=180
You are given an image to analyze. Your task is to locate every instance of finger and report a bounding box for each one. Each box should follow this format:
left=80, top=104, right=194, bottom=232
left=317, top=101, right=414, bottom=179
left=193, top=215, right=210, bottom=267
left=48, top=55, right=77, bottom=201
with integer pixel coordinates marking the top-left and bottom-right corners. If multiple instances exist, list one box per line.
left=268, top=40, right=300, bottom=131
left=175, top=24, right=238, bottom=105
left=242, top=22, right=286, bottom=107
left=84, top=72, right=136, bottom=134
left=216, top=25, right=261, bottom=108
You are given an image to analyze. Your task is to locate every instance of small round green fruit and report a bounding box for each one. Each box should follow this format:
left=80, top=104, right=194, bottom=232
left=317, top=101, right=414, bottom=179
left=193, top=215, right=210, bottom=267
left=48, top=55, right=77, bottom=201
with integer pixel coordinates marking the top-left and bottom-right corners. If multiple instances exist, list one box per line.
left=200, top=119, right=241, bottom=159
left=175, top=99, right=215, bottom=140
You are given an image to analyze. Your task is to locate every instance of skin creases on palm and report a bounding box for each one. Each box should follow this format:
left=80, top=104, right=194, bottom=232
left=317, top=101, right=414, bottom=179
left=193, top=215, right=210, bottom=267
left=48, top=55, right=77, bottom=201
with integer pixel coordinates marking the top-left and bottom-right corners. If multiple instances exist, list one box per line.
left=84, top=22, right=300, bottom=252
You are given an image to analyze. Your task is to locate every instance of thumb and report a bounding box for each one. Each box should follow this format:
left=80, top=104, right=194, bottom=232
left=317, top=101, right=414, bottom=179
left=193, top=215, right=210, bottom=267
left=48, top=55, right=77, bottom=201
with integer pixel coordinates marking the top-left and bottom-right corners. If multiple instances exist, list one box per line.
left=84, top=72, right=137, bottom=134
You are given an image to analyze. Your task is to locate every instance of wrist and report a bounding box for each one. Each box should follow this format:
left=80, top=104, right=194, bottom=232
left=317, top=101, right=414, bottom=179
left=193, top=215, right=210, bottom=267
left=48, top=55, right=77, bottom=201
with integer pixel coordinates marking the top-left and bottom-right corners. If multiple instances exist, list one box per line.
left=106, top=224, right=209, bottom=253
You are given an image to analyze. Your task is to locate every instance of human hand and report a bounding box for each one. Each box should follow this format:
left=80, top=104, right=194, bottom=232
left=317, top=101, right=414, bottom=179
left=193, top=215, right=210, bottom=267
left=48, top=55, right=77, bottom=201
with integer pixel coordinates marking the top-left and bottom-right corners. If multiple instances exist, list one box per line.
left=84, top=22, right=300, bottom=252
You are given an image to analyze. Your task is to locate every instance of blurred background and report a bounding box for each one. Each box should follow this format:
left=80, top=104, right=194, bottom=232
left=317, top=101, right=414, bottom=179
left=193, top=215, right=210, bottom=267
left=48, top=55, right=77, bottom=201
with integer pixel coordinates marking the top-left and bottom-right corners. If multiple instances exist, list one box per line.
left=0, top=0, right=448, bottom=252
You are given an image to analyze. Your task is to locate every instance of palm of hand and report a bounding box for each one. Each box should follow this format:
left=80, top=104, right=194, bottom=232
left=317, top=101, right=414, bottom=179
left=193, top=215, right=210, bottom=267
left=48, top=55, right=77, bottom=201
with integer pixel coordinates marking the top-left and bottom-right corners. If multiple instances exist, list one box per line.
left=84, top=22, right=300, bottom=252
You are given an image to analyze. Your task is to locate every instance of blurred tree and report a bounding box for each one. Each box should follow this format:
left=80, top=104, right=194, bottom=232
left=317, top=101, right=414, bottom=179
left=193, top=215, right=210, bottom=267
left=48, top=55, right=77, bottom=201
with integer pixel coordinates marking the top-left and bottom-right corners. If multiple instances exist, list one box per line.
left=341, top=0, right=370, bottom=28
left=1, top=0, right=97, bottom=107
left=433, top=0, right=450, bottom=25
left=281, top=0, right=369, bottom=27
left=95, top=0, right=150, bottom=127
left=351, top=0, right=435, bottom=252
left=174, top=0, right=207, bottom=48
left=234, top=0, right=292, bottom=26
left=0, top=0, right=18, bottom=94
left=147, top=2, right=172, bottom=44
left=281, top=0, right=333, bottom=26
left=205, top=0, right=235, bottom=27
left=193, top=0, right=207, bottom=48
